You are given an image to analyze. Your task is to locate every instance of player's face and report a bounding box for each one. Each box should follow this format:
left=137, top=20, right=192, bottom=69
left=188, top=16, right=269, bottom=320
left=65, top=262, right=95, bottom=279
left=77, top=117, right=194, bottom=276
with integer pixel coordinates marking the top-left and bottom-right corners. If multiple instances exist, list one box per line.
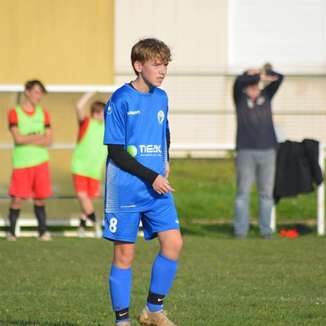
left=138, top=58, right=168, bottom=87
left=25, top=85, right=44, bottom=106
left=93, top=110, right=104, bottom=121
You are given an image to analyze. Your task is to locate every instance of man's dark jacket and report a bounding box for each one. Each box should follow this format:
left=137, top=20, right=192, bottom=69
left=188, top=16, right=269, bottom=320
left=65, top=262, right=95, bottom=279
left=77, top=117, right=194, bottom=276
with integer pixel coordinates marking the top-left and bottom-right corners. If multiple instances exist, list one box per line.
left=274, top=139, right=323, bottom=203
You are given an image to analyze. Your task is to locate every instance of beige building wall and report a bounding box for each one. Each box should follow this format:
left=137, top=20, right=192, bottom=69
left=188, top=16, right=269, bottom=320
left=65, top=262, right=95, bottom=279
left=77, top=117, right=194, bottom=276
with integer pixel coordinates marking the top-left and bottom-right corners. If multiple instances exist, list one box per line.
left=114, top=0, right=326, bottom=155
left=114, top=0, right=232, bottom=155
left=0, top=0, right=114, bottom=84
left=0, top=0, right=114, bottom=215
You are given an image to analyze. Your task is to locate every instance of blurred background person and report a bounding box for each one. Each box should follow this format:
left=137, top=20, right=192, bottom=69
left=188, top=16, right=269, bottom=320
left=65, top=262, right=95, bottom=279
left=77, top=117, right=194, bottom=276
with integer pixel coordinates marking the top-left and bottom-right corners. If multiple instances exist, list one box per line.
left=233, top=63, right=284, bottom=239
left=7, top=79, right=52, bottom=241
left=71, top=92, right=107, bottom=237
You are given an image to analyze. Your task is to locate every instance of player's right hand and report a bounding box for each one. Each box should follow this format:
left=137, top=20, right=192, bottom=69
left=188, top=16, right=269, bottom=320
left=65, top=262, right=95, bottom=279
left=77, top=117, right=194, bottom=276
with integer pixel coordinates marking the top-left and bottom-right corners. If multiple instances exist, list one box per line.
left=152, top=175, right=175, bottom=194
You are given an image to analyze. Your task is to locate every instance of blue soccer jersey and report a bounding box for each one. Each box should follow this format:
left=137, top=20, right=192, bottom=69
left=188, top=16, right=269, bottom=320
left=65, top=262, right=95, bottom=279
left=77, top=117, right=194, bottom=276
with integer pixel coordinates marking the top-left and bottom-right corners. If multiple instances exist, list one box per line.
left=104, top=83, right=170, bottom=213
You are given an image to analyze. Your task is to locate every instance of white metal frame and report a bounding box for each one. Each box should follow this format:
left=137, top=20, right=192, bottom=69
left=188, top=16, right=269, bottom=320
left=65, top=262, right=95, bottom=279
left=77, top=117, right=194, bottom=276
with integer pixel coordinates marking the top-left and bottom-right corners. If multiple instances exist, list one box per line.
left=0, top=84, right=119, bottom=93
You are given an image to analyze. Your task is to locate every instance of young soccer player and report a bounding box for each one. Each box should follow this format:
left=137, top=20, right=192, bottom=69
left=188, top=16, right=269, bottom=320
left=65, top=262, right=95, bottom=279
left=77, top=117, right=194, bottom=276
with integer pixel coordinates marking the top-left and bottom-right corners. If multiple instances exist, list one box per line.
left=71, top=92, right=107, bottom=236
left=7, top=79, right=52, bottom=241
left=103, top=38, right=183, bottom=326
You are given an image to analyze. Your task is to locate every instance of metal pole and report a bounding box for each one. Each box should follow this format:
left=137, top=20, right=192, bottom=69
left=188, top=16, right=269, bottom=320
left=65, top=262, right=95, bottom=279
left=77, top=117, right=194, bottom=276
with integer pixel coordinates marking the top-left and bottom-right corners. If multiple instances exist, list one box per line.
left=317, top=143, right=325, bottom=236
left=271, top=206, right=276, bottom=232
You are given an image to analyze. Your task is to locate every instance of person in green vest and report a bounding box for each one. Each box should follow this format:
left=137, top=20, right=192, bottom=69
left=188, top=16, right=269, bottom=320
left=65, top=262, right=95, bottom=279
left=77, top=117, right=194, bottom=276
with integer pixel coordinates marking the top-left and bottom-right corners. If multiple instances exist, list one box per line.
left=71, top=92, right=107, bottom=237
left=7, top=79, right=52, bottom=241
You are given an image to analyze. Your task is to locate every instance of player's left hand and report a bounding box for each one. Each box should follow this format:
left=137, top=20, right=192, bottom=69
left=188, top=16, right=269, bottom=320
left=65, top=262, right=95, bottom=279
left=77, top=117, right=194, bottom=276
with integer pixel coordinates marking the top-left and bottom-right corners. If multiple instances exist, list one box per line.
left=152, top=175, right=175, bottom=194
left=165, top=161, right=170, bottom=178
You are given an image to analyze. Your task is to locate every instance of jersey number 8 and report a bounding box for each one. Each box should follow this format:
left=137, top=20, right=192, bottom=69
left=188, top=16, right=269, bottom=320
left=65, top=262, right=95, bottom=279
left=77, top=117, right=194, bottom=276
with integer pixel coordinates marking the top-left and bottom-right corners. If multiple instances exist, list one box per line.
left=109, top=217, right=118, bottom=233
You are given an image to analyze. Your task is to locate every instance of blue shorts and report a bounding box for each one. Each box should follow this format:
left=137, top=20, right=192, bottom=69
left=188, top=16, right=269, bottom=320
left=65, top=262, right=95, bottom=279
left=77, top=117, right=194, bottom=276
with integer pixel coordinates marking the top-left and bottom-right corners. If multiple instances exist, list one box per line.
left=103, top=195, right=180, bottom=243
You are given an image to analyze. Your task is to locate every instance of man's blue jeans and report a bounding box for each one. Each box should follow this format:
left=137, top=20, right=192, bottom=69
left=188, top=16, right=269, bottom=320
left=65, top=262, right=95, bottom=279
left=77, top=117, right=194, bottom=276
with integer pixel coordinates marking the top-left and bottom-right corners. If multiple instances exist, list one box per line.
left=234, top=149, right=276, bottom=236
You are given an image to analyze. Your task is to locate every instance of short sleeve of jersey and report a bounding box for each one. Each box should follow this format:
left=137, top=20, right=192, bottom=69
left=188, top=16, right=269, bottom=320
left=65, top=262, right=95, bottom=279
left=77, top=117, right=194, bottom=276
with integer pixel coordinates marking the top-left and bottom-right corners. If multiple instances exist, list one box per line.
left=77, top=117, right=90, bottom=142
left=8, top=107, right=51, bottom=128
left=43, top=109, right=51, bottom=127
left=8, top=108, right=17, bottom=127
left=104, top=99, right=127, bottom=145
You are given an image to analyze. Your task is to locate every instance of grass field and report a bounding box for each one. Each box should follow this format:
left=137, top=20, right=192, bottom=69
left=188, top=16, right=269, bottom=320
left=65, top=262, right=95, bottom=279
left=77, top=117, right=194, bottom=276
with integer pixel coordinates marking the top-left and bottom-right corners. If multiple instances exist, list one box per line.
left=0, top=159, right=319, bottom=225
left=169, top=159, right=318, bottom=223
left=1, top=234, right=326, bottom=326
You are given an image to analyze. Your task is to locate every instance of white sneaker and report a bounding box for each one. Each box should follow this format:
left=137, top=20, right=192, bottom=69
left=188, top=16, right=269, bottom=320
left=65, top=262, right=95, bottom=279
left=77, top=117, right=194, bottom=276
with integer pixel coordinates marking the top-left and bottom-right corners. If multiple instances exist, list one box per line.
left=39, top=232, right=52, bottom=241
left=116, top=320, right=131, bottom=326
left=6, top=233, right=17, bottom=241
left=78, top=226, right=86, bottom=238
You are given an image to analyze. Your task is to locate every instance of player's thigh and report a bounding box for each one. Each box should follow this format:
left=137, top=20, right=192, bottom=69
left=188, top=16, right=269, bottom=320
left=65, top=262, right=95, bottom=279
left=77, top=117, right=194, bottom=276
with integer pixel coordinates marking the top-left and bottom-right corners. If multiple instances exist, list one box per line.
left=87, top=177, right=101, bottom=198
left=103, top=211, right=141, bottom=243
left=142, top=195, right=180, bottom=241
left=33, top=162, right=52, bottom=198
left=8, top=167, right=33, bottom=198
left=73, top=174, right=88, bottom=194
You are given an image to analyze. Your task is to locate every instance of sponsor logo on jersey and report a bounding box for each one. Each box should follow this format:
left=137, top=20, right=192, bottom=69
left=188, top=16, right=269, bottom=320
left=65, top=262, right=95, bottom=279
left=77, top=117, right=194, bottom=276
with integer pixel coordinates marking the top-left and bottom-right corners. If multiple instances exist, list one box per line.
left=106, top=105, right=113, bottom=115
left=157, top=110, right=164, bottom=124
left=139, top=144, right=162, bottom=155
left=127, top=145, right=138, bottom=157
left=127, top=144, right=162, bottom=157
left=127, top=110, right=141, bottom=115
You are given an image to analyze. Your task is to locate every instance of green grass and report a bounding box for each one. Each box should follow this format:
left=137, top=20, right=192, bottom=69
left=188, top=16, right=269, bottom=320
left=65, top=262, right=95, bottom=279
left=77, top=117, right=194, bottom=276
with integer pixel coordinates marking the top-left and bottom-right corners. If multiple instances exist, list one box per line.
left=1, top=235, right=326, bottom=325
left=170, top=159, right=318, bottom=223
left=0, top=159, right=319, bottom=224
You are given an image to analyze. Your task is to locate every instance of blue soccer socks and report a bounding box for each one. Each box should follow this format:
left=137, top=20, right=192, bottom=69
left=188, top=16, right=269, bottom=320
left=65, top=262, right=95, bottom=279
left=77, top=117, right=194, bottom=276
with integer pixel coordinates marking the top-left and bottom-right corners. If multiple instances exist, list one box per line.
left=109, top=264, right=132, bottom=322
left=147, top=253, right=178, bottom=312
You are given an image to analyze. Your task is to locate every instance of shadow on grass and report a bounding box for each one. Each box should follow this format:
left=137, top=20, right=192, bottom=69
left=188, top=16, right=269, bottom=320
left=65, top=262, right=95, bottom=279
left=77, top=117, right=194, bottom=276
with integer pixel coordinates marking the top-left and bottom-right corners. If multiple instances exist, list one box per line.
left=0, top=321, right=77, bottom=326
left=181, top=223, right=234, bottom=238
left=181, top=222, right=314, bottom=238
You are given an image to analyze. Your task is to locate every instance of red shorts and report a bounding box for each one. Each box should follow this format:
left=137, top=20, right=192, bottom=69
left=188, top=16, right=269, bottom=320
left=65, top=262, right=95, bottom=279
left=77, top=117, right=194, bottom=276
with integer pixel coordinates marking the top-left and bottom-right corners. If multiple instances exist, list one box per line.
left=73, top=174, right=101, bottom=198
left=9, top=161, right=52, bottom=199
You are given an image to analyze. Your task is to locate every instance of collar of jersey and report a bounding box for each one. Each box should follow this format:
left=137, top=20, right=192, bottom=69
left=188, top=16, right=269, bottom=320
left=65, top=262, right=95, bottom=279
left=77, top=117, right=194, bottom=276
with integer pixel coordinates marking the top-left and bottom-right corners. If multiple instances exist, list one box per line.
left=125, top=83, right=156, bottom=96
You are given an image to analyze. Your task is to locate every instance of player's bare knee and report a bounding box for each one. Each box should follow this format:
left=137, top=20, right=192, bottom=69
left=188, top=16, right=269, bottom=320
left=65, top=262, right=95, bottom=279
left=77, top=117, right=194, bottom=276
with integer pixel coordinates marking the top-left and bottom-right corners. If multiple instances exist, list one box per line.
left=177, top=235, right=183, bottom=252
left=114, top=244, right=135, bottom=268
left=161, top=236, right=183, bottom=260
left=114, top=253, right=135, bottom=268
left=77, top=192, right=88, bottom=200
left=173, top=236, right=183, bottom=257
left=11, top=197, right=23, bottom=209
left=34, top=199, right=45, bottom=206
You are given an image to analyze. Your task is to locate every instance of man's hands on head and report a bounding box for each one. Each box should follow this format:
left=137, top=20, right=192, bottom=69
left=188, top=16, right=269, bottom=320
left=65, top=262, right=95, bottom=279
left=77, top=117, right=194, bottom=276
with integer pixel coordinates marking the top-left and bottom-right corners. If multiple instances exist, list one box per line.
left=246, top=68, right=261, bottom=76
left=246, top=68, right=278, bottom=82
left=260, top=73, right=278, bottom=82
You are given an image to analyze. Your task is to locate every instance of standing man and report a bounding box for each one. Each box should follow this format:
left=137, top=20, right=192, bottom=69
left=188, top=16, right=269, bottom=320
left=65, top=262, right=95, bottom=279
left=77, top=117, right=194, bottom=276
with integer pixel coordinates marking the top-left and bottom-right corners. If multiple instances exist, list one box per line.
left=71, top=92, right=107, bottom=236
left=233, top=64, right=284, bottom=239
left=103, top=38, right=182, bottom=326
left=7, top=79, right=52, bottom=241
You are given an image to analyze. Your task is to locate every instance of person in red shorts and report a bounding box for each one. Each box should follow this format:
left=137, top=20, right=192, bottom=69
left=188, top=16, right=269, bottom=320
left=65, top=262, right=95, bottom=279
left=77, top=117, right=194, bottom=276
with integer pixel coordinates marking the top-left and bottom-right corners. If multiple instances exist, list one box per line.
left=7, top=79, right=52, bottom=241
left=71, top=92, right=107, bottom=237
